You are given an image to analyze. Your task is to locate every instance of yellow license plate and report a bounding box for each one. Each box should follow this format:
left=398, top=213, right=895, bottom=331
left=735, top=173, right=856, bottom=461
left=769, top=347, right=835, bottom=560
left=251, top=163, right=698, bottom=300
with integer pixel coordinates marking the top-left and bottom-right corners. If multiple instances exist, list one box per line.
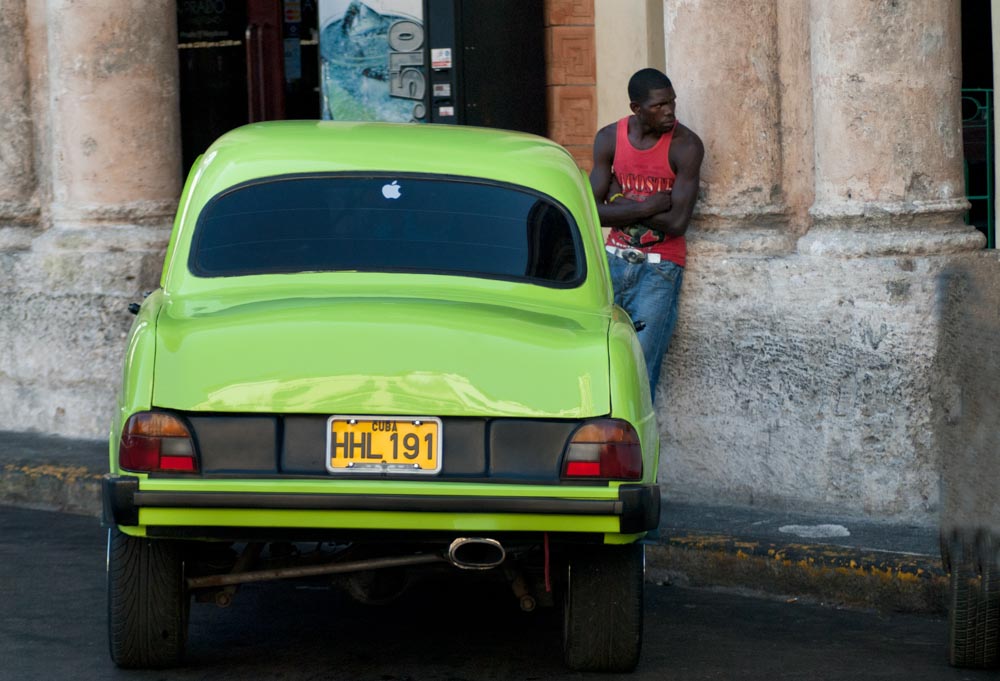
left=326, top=415, right=442, bottom=474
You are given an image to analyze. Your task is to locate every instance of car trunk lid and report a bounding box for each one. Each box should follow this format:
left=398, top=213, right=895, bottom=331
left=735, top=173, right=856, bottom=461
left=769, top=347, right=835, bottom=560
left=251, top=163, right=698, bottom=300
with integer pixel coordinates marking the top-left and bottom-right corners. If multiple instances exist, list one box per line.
left=152, top=294, right=611, bottom=418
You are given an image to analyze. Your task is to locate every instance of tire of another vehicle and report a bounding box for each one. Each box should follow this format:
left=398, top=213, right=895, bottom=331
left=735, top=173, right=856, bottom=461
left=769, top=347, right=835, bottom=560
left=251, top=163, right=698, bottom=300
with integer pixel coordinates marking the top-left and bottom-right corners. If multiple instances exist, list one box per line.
left=563, top=542, right=644, bottom=672
left=107, top=528, right=189, bottom=668
left=948, top=541, right=1000, bottom=668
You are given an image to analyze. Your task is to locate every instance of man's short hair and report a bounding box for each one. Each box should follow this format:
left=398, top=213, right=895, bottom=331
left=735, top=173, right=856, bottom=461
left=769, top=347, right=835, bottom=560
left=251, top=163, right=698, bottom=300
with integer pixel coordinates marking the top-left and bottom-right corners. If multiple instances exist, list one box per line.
left=628, top=68, right=673, bottom=103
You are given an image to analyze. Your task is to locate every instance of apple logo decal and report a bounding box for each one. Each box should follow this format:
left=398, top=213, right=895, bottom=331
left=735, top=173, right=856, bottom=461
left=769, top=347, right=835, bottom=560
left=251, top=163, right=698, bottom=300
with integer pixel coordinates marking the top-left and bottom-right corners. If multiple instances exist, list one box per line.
left=381, top=181, right=402, bottom=200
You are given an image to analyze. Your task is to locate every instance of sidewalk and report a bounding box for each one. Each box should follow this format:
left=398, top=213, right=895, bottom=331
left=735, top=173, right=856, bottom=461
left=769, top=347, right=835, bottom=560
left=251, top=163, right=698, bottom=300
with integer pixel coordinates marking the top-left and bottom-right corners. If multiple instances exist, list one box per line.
left=0, top=430, right=945, bottom=614
left=650, top=501, right=944, bottom=615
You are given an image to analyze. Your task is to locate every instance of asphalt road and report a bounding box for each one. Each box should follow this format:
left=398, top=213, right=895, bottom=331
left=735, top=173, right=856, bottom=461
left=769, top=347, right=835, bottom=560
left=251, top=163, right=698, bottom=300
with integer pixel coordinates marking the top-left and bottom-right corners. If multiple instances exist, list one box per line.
left=0, top=505, right=992, bottom=681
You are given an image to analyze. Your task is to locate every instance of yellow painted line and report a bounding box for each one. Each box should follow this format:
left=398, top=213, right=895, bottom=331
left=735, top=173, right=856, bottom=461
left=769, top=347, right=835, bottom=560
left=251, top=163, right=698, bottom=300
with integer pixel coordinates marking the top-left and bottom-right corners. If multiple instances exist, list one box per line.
left=663, top=531, right=944, bottom=579
left=1, top=463, right=102, bottom=483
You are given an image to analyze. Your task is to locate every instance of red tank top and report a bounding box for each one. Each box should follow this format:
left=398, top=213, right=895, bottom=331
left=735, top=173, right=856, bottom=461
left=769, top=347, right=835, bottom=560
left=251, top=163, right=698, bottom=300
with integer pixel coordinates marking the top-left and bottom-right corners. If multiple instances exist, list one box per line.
left=605, top=116, right=685, bottom=267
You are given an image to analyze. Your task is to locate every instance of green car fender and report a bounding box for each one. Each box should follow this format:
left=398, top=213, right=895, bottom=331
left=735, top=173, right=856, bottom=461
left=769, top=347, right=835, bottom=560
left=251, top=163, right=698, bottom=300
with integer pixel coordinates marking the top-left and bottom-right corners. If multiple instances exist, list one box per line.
left=607, top=304, right=660, bottom=486
left=109, top=289, right=162, bottom=472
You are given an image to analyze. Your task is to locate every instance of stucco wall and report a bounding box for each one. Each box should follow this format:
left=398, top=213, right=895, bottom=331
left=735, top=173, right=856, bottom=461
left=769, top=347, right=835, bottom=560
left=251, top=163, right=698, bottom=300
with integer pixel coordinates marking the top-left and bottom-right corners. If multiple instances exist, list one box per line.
left=594, top=0, right=664, bottom=127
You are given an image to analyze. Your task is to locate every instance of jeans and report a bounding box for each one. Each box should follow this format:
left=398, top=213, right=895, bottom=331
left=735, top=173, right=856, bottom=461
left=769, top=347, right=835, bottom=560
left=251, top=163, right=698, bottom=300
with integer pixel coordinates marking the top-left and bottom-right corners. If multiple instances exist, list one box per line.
left=606, top=254, right=684, bottom=394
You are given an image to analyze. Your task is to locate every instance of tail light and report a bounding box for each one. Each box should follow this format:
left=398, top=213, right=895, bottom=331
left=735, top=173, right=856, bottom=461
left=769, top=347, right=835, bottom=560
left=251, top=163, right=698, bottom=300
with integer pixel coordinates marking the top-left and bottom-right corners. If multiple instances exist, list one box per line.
left=561, top=418, right=642, bottom=480
left=119, top=412, right=198, bottom=473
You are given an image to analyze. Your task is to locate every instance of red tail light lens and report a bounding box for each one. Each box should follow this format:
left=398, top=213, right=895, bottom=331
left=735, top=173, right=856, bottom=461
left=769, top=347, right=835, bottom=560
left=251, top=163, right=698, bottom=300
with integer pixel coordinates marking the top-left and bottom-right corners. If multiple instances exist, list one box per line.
left=119, top=412, right=198, bottom=473
left=561, top=419, right=642, bottom=480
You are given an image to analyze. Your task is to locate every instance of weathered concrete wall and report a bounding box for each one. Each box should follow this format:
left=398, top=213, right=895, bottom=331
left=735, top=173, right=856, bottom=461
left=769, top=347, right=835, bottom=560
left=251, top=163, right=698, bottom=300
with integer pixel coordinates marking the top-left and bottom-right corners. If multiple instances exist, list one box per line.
left=662, top=253, right=952, bottom=519
left=0, top=1, right=179, bottom=437
left=0, top=226, right=170, bottom=435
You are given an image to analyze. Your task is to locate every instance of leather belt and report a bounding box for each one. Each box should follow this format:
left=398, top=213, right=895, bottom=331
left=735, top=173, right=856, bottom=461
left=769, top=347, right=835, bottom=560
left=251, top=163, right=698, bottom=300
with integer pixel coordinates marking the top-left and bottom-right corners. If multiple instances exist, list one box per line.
left=606, top=245, right=662, bottom=264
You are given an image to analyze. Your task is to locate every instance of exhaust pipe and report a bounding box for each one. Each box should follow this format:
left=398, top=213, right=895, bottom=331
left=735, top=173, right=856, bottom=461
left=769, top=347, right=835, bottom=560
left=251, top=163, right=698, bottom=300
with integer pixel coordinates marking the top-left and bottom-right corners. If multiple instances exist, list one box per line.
left=447, top=537, right=506, bottom=570
left=186, top=553, right=444, bottom=589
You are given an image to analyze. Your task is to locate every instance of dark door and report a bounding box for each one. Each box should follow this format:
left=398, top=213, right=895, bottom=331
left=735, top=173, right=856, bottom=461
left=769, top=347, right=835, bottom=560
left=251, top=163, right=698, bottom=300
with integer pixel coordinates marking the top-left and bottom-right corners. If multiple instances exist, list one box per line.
left=422, top=0, right=546, bottom=134
left=177, top=0, right=320, bottom=174
left=458, top=0, right=546, bottom=136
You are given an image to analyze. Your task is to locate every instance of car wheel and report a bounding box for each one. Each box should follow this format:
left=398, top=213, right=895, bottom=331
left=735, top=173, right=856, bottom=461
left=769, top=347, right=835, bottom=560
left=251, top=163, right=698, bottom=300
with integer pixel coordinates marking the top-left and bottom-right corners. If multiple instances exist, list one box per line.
left=107, top=528, right=189, bottom=668
left=947, top=539, right=1000, bottom=668
left=563, top=542, right=644, bottom=672
left=948, top=540, right=1000, bottom=667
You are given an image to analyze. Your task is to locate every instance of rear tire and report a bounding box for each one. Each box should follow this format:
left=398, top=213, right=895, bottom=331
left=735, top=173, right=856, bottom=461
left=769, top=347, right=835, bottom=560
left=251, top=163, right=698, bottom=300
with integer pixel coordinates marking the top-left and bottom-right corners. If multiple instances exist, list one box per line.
left=948, top=540, right=1000, bottom=668
left=107, top=528, right=189, bottom=668
left=563, top=542, right=644, bottom=672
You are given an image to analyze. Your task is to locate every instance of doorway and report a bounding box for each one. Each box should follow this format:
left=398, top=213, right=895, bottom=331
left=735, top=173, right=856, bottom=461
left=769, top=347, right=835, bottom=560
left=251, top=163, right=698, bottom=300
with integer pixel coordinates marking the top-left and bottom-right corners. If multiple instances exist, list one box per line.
left=961, top=0, right=995, bottom=247
left=177, top=0, right=320, bottom=173
left=176, top=0, right=551, bottom=176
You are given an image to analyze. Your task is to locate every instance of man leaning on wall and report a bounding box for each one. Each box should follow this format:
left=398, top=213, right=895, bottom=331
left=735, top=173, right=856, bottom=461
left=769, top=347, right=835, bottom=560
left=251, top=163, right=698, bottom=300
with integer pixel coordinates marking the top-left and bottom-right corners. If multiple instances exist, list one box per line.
left=590, top=67, right=704, bottom=394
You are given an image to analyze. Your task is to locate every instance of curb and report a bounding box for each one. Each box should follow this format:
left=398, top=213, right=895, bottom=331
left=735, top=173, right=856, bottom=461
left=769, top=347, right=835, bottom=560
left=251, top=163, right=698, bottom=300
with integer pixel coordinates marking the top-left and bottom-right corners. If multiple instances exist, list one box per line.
left=0, top=461, right=102, bottom=517
left=647, top=531, right=945, bottom=615
left=0, top=456, right=945, bottom=615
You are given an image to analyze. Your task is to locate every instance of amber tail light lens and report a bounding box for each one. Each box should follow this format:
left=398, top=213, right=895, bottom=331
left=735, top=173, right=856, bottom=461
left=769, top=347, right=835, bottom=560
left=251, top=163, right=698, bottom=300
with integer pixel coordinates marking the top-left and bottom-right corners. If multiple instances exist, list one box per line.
left=561, top=419, right=642, bottom=480
left=119, top=412, right=198, bottom=473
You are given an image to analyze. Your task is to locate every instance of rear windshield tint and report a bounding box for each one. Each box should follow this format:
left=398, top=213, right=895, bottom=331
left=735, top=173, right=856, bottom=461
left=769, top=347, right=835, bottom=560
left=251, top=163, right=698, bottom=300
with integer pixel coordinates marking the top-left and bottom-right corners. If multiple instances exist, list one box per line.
left=188, top=175, right=583, bottom=285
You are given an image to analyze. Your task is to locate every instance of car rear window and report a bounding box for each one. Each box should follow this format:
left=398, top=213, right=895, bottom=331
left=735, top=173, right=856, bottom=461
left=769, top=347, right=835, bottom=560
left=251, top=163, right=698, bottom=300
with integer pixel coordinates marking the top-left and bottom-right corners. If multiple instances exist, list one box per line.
left=188, top=175, right=583, bottom=285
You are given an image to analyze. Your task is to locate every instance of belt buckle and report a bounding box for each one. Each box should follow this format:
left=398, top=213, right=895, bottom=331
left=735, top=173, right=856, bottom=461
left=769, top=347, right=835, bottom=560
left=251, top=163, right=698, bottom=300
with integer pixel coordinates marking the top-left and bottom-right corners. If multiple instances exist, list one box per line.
left=622, top=248, right=646, bottom=264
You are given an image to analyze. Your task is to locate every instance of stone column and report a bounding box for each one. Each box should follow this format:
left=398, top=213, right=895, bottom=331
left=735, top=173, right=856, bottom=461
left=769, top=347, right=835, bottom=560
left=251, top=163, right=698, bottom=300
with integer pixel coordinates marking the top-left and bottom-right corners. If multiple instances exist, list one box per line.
left=0, top=1, right=183, bottom=437
left=662, top=0, right=795, bottom=253
left=800, top=0, right=983, bottom=256
left=0, top=0, right=37, bottom=224
left=46, top=0, right=181, bottom=225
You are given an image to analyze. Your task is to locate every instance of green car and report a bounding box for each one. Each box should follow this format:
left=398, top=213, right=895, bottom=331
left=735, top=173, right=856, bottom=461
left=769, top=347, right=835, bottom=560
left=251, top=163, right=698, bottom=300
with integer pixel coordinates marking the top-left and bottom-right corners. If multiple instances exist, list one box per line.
left=103, top=121, right=660, bottom=672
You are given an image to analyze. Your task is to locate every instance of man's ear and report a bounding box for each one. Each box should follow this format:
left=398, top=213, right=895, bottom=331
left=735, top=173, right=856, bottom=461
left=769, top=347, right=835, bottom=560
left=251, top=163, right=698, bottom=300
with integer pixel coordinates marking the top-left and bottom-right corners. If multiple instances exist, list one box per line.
left=628, top=101, right=640, bottom=114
